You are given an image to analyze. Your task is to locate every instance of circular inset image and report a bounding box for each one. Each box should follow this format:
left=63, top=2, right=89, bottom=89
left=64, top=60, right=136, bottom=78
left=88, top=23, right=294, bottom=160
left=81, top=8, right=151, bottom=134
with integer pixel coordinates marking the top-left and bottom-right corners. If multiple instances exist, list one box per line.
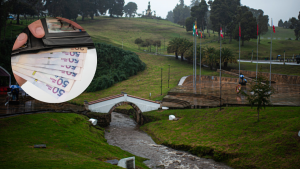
left=11, top=17, right=96, bottom=103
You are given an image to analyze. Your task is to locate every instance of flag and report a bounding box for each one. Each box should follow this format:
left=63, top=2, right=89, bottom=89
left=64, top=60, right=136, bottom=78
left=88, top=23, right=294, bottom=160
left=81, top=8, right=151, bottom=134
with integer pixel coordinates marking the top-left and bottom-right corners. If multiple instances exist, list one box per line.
left=257, top=24, right=259, bottom=36
left=220, top=27, right=224, bottom=38
left=193, top=23, right=195, bottom=36
left=195, top=21, right=198, bottom=36
left=272, top=19, right=275, bottom=33
left=239, top=25, right=241, bottom=37
left=200, top=30, right=203, bottom=38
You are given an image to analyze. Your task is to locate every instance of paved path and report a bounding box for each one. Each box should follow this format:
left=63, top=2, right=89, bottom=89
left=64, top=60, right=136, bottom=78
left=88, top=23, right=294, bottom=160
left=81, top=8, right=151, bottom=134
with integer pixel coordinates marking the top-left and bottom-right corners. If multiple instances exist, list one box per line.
left=238, top=60, right=300, bottom=66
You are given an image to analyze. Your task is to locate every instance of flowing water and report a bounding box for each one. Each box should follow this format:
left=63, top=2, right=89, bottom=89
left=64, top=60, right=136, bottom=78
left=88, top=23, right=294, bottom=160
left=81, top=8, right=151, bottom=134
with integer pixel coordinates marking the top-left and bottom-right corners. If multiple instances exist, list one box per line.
left=105, top=112, right=232, bottom=169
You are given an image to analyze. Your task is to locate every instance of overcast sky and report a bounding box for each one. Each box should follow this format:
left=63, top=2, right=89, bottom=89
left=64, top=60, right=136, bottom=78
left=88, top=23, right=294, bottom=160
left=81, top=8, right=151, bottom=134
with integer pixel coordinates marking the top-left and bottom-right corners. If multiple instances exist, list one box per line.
left=124, top=0, right=300, bottom=26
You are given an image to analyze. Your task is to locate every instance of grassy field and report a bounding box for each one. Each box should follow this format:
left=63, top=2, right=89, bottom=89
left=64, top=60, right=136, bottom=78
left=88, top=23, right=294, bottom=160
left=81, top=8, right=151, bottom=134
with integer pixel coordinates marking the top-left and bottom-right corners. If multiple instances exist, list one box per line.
left=0, top=113, right=149, bottom=169
left=71, top=52, right=225, bottom=104
left=141, top=107, right=300, bottom=169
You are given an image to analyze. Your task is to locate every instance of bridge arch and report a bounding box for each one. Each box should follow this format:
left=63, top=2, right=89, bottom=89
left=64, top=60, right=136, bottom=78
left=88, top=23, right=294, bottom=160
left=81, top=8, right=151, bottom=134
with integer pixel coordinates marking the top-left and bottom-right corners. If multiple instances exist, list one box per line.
left=86, top=93, right=161, bottom=125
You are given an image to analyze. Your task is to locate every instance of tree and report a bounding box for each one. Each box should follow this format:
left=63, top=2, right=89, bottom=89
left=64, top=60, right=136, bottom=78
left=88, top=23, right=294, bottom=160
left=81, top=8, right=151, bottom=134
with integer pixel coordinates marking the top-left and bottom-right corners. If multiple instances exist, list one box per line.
left=221, top=47, right=236, bottom=69
left=108, top=0, right=124, bottom=17
left=134, top=38, right=143, bottom=49
left=203, top=46, right=217, bottom=70
left=0, top=0, right=11, bottom=41
left=189, top=0, right=208, bottom=31
left=167, top=38, right=181, bottom=60
left=278, top=19, right=283, bottom=27
left=241, top=71, right=275, bottom=122
left=233, top=6, right=257, bottom=46
left=190, top=0, right=199, bottom=7
left=173, top=1, right=190, bottom=27
left=257, top=13, right=269, bottom=44
left=185, top=16, right=195, bottom=31
left=210, top=0, right=240, bottom=41
left=289, top=12, right=300, bottom=40
left=123, top=2, right=137, bottom=18
left=10, top=0, right=37, bottom=24
left=166, top=11, right=174, bottom=22
left=178, top=38, right=192, bottom=61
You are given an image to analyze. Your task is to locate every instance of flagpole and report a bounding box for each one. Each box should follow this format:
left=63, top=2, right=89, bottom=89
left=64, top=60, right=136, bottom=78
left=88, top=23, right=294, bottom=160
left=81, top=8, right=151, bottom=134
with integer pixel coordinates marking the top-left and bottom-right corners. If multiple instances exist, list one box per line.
left=256, top=22, right=258, bottom=80
left=199, top=31, right=201, bottom=94
left=270, top=19, right=273, bottom=86
left=193, top=23, right=195, bottom=90
left=195, top=28, right=197, bottom=93
left=239, top=22, right=241, bottom=83
left=220, top=24, right=222, bottom=110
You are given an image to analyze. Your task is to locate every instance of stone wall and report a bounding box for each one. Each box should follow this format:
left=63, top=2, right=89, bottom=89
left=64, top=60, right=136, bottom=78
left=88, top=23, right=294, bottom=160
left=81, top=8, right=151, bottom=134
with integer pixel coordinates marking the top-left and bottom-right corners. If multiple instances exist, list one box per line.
left=183, top=75, right=239, bottom=85
left=230, top=69, right=300, bottom=84
left=86, top=112, right=111, bottom=127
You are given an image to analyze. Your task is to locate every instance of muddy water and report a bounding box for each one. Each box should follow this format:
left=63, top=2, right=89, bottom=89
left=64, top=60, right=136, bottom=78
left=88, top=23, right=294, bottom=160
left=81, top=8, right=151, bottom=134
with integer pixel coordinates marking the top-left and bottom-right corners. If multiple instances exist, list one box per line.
left=105, top=112, right=232, bottom=169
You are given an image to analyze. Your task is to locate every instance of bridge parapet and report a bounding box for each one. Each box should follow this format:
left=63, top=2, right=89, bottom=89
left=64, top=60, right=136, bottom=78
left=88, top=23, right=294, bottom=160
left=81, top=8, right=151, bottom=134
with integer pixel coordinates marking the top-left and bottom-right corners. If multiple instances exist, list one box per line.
left=87, top=93, right=161, bottom=113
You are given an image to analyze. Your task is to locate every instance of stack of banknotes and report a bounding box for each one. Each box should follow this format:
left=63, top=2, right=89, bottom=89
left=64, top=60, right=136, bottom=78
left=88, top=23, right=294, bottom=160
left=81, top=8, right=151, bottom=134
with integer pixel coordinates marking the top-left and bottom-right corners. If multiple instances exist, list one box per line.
left=11, top=47, right=87, bottom=101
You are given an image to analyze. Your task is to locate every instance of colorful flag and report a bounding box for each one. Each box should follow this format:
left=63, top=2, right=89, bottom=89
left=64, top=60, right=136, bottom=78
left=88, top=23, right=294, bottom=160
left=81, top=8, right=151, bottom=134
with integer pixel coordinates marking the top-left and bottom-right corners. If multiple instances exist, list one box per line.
left=272, top=19, right=275, bottom=33
left=195, top=21, right=198, bottom=36
left=257, top=24, right=259, bottom=36
left=200, top=30, right=203, bottom=38
left=239, top=25, right=241, bottom=37
left=220, top=27, right=224, bottom=38
left=193, top=23, right=195, bottom=36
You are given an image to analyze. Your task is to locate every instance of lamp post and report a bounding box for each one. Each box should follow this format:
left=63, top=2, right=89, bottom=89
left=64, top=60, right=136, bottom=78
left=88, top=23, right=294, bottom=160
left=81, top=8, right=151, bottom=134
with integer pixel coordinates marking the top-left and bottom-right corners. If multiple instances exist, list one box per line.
left=161, top=68, right=163, bottom=95
left=284, top=50, right=285, bottom=65
left=168, top=65, right=170, bottom=88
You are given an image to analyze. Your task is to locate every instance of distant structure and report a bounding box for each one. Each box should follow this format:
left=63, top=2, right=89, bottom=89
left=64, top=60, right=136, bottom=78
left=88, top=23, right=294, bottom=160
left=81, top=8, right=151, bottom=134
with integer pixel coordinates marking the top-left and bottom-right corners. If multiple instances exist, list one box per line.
left=142, top=1, right=160, bottom=19
left=145, top=1, right=152, bottom=16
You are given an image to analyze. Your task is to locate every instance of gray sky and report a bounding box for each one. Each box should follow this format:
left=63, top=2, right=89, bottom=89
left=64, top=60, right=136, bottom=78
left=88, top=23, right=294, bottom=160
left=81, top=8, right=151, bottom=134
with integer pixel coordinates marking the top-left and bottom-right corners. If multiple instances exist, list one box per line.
left=124, top=0, right=300, bottom=26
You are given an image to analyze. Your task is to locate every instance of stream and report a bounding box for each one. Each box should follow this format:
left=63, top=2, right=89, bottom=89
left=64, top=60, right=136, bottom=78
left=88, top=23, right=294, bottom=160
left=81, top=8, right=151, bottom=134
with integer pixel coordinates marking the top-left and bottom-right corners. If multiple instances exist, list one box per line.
left=105, top=112, right=233, bottom=169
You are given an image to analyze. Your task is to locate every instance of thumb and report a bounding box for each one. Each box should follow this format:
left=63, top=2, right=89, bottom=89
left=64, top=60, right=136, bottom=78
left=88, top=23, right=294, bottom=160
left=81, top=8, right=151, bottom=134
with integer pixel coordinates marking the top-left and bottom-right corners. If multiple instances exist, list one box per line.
left=28, top=20, right=45, bottom=39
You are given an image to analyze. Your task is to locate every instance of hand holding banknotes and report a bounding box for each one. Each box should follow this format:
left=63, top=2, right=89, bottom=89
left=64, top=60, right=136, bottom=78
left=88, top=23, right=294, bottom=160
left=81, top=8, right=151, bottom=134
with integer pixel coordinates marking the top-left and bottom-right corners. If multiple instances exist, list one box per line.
left=12, top=17, right=85, bottom=87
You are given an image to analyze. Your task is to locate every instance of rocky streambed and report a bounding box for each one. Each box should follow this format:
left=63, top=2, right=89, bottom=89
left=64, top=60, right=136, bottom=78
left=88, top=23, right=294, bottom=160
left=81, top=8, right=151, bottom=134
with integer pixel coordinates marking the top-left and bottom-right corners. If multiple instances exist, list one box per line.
left=105, top=112, right=232, bottom=169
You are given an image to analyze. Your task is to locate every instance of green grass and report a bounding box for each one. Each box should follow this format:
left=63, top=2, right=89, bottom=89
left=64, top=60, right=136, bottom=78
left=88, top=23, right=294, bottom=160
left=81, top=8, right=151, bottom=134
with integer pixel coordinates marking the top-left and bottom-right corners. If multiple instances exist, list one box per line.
left=72, top=52, right=225, bottom=105
left=0, top=113, right=149, bottom=168
left=141, top=107, right=300, bottom=169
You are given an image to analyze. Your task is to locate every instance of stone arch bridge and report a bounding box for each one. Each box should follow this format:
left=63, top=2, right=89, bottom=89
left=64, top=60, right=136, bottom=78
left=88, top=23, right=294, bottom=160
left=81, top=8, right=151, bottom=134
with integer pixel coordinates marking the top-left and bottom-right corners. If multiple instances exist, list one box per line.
left=85, top=93, right=161, bottom=125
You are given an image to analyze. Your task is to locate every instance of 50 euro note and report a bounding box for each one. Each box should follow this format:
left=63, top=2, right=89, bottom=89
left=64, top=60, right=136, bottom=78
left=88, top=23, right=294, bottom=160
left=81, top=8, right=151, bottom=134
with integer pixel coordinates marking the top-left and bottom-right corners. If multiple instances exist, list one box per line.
left=14, top=52, right=86, bottom=60
left=13, top=64, right=82, bottom=81
left=12, top=65, right=75, bottom=92
left=11, top=55, right=84, bottom=67
left=11, top=63, right=81, bottom=74
left=37, top=47, right=88, bottom=54
left=14, top=71, right=68, bottom=101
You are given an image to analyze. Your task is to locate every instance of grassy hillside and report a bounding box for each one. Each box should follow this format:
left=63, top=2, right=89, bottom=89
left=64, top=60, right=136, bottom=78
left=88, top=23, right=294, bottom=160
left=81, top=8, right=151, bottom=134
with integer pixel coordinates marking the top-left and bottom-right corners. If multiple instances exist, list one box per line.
left=141, top=107, right=300, bottom=169
left=0, top=113, right=149, bottom=169
left=77, top=17, right=300, bottom=60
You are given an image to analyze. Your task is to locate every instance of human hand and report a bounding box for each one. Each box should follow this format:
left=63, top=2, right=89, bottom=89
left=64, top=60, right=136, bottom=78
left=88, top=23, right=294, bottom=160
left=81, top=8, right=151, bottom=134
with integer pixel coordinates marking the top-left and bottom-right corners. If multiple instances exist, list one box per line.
left=12, top=17, right=84, bottom=86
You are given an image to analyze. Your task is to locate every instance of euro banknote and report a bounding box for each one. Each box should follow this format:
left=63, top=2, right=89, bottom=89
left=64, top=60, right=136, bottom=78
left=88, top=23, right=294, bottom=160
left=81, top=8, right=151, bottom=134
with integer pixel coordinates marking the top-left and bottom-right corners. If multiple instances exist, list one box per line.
left=37, top=47, right=88, bottom=54
left=14, top=71, right=68, bottom=101
left=11, top=55, right=84, bottom=67
left=11, top=63, right=81, bottom=74
left=12, top=64, right=82, bottom=81
left=12, top=65, right=75, bottom=91
left=13, top=52, right=86, bottom=60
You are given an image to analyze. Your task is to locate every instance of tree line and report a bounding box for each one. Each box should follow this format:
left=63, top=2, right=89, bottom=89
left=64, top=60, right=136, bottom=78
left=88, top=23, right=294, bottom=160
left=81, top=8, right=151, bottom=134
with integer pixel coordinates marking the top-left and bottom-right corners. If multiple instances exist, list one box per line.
left=166, top=37, right=237, bottom=69
left=278, top=12, right=300, bottom=40
left=0, top=0, right=138, bottom=41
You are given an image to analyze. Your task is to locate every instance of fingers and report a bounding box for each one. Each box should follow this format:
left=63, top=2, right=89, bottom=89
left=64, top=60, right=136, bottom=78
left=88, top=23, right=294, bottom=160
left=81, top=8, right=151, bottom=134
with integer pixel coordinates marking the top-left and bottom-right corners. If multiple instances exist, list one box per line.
left=13, top=73, right=27, bottom=87
left=56, top=17, right=85, bottom=31
left=28, top=20, right=45, bottom=38
left=12, top=33, right=28, bottom=51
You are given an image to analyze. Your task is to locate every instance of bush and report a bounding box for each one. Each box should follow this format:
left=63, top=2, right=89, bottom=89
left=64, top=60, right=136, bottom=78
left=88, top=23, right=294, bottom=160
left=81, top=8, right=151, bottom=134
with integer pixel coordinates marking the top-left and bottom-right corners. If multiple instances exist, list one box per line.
left=0, top=38, right=16, bottom=85
left=86, top=43, right=146, bottom=92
